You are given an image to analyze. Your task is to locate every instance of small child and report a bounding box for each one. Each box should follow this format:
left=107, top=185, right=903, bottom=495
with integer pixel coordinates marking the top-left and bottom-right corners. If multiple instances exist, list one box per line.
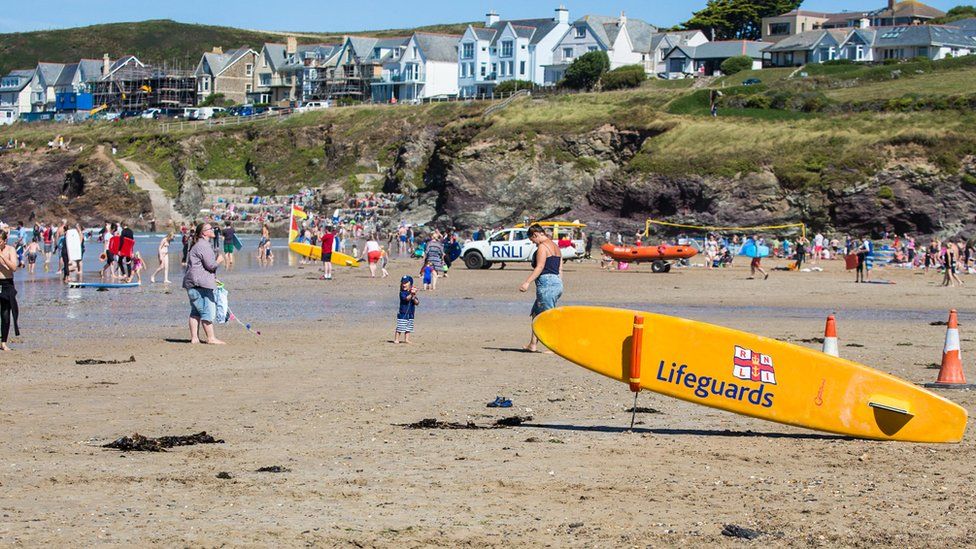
left=421, top=261, right=435, bottom=291
left=132, top=251, right=144, bottom=284
left=379, top=246, right=390, bottom=278
left=394, top=275, right=419, bottom=344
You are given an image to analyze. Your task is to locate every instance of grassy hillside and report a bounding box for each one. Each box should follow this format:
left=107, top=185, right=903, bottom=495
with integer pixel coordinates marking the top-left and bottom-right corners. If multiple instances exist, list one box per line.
left=0, top=19, right=475, bottom=74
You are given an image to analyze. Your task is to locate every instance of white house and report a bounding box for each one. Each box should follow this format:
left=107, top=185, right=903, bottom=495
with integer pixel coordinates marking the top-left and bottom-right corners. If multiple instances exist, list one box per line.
left=544, top=13, right=659, bottom=84
left=371, top=32, right=460, bottom=103
left=457, top=6, right=570, bottom=97
left=30, top=62, right=67, bottom=112
left=764, top=29, right=850, bottom=66
left=0, top=69, right=36, bottom=124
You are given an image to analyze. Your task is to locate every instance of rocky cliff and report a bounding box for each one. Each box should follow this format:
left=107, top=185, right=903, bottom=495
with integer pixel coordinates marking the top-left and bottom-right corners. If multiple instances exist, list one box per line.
left=0, top=148, right=151, bottom=227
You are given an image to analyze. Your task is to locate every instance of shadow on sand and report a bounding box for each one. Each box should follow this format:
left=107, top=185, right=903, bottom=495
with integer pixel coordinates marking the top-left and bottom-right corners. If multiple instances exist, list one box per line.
left=520, top=422, right=852, bottom=441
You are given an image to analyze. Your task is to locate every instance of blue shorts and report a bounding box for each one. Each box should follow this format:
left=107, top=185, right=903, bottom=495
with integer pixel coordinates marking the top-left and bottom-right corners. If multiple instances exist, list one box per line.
left=187, top=287, right=216, bottom=322
left=530, top=274, right=563, bottom=317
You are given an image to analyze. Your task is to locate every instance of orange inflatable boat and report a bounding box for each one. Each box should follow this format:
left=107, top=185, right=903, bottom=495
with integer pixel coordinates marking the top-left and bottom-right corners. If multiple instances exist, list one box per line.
left=601, top=243, right=698, bottom=262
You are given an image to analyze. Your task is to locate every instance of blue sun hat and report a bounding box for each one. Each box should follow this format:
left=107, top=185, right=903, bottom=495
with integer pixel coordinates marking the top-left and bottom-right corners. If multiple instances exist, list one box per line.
left=401, top=275, right=414, bottom=285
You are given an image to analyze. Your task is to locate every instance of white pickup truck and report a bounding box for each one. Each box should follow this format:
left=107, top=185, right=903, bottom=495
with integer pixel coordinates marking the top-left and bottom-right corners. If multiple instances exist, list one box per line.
left=461, top=227, right=584, bottom=269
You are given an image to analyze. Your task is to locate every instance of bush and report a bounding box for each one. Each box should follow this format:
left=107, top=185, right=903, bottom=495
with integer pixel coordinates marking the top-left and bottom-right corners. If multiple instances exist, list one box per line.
left=720, top=55, right=753, bottom=75
left=822, top=59, right=854, bottom=65
left=882, top=58, right=901, bottom=65
left=877, top=185, right=895, bottom=200
left=494, top=80, right=535, bottom=94
left=563, top=50, right=610, bottom=90
left=601, top=64, right=647, bottom=90
left=200, top=93, right=230, bottom=107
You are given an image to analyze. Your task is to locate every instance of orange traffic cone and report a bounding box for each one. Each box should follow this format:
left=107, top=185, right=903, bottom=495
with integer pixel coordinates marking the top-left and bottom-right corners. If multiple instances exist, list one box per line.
left=822, top=315, right=839, bottom=357
left=926, top=310, right=974, bottom=388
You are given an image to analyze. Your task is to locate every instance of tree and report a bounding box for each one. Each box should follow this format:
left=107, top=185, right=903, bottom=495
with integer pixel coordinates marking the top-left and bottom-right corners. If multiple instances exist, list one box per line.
left=682, top=0, right=802, bottom=40
left=200, top=93, right=233, bottom=107
left=562, top=51, right=610, bottom=90
left=494, top=80, right=535, bottom=94
left=720, top=55, right=754, bottom=75
left=933, top=5, right=976, bottom=23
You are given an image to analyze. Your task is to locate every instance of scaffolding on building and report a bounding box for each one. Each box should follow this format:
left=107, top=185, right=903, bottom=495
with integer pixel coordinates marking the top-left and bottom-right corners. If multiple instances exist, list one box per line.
left=91, top=61, right=196, bottom=112
left=319, top=62, right=380, bottom=102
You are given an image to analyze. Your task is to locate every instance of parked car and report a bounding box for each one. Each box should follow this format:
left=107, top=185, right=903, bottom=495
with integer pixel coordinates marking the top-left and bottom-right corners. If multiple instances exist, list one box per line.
left=742, top=78, right=762, bottom=86
left=119, top=110, right=142, bottom=119
left=189, top=107, right=226, bottom=120
left=140, top=108, right=162, bottom=119
left=461, top=225, right=584, bottom=270
left=295, top=100, right=330, bottom=113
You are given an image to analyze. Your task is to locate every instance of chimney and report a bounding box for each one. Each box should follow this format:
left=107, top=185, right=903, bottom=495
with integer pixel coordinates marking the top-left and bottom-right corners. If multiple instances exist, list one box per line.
left=555, top=5, right=569, bottom=24
left=212, top=46, right=223, bottom=54
left=486, top=10, right=500, bottom=27
left=286, top=36, right=298, bottom=55
left=102, top=53, right=110, bottom=76
left=859, top=18, right=870, bottom=29
left=619, top=11, right=627, bottom=27
left=888, top=0, right=895, bottom=10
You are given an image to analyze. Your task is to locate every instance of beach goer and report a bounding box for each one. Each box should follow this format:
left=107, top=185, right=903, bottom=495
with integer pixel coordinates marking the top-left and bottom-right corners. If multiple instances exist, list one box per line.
left=222, top=222, right=236, bottom=269
left=132, top=251, right=145, bottom=284
left=0, top=230, right=20, bottom=351
left=25, top=238, right=39, bottom=274
left=182, top=223, right=225, bottom=345
left=423, top=231, right=445, bottom=287
left=150, top=233, right=173, bottom=283
left=748, top=237, right=769, bottom=280
left=855, top=237, right=869, bottom=283
left=320, top=226, right=336, bottom=280
left=394, top=275, right=419, bottom=344
left=519, top=224, right=563, bottom=353
left=118, top=222, right=134, bottom=281
left=379, top=246, right=390, bottom=278
left=421, top=261, right=435, bottom=290
left=363, top=235, right=382, bottom=278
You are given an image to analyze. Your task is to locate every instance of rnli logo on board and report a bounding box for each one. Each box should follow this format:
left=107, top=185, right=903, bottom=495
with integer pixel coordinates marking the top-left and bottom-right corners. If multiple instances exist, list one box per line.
left=732, top=346, right=776, bottom=385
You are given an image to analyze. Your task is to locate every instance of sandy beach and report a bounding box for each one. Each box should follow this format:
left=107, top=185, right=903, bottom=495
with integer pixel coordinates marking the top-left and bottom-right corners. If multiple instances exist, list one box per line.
left=2, top=255, right=976, bottom=546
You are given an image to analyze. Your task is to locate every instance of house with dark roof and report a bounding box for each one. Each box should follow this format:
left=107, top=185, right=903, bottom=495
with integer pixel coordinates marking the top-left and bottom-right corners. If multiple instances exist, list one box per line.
left=326, top=36, right=411, bottom=101
left=371, top=32, right=460, bottom=103
left=647, top=30, right=709, bottom=75
left=868, top=24, right=976, bottom=60
left=255, top=38, right=342, bottom=104
left=29, top=62, right=68, bottom=112
left=194, top=46, right=259, bottom=105
left=662, top=41, right=768, bottom=77
left=52, top=58, right=104, bottom=112
left=0, top=69, right=36, bottom=124
left=544, top=13, right=660, bottom=84
left=765, top=29, right=850, bottom=66
left=457, top=7, right=570, bottom=97
left=762, top=1, right=945, bottom=43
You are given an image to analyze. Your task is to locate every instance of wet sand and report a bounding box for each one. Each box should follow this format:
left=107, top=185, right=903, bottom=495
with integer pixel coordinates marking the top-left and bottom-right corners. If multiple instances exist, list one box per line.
left=2, top=256, right=976, bottom=546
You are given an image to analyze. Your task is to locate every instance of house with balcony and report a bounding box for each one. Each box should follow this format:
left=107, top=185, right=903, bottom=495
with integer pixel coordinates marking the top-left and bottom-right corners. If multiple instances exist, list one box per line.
left=255, top=38, right=342, bottom=104
left=194, top=46, right=259, bottom=105
left=761, top=1, right=945, bottom=43
left=457, top=6, right=570, bottom=97
left=544, top=13, right=659, bottom=84
left=371, top=32, right=460, bottom=103
left=765, top=29, right=850, bottom=66
left=868, top=24, right=976, bottom=61
left=0, top=69, right=36, bottom=124
left=30, top=62, right=67, bottom=112
left=662, top=40, right=767, bottom=77
left=327, top=36, right=410, bottom=101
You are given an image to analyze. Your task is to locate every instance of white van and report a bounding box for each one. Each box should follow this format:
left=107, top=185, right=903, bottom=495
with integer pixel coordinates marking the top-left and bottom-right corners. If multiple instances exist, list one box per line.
left=296, top=101, right=330, bottom=113
left=190, top=107, right=225, bottom=120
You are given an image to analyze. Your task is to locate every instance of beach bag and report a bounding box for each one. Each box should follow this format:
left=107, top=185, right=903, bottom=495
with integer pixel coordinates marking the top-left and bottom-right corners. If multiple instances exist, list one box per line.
left=215, top=284, right=230, bottom=324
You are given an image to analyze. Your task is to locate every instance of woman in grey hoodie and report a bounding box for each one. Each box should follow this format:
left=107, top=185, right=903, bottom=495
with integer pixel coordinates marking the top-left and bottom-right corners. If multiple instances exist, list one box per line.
left=182, top=223, right=225, bottom=344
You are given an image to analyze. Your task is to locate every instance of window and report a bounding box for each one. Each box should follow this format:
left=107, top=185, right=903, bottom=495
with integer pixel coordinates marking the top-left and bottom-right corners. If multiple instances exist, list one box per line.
left=501, top=40, right=513, bottom=57
left=480, top=64, right=486, bottom=76
left=460, top=64, right=466, bottom=77
left=588, top=46, right=598, bottom=52
left=246, top=83, right=252, bottom=93
left=769, top=22, right=790, bottom=35
left=462, top=42, right=475, bottom=59
left=563, top=47, right=574, bottom=59
left=204, top=78, right=210, bottom=91
left=489, top=231, right=509, bottom=242
left=508, top=61, right=514, bottom=75
left=499, top=62, right=506, bottom=76
left=575, top=26, right=586, bottom=38
left=260, top=74, right=271, bottom=86
left=491, top=62, right=497, bottom=75
left=412, top=47, right=418, bottom=59
left=856, top=45, right=864, bottom=60
left=520, top=61, right=526, bottom=75
left=917, top=46, right=928, bottom=58
left=245, top=64, right=253, bottom=76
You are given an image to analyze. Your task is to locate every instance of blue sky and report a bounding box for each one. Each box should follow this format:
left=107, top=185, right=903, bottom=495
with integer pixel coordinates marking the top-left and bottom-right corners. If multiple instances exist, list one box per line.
left=0, top=0, right=961, bottom=33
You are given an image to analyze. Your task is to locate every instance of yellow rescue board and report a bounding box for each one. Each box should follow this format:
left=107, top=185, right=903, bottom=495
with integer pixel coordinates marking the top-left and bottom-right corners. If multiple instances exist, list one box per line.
left=288, top=241, right=360, bottom=267
left=533, top=306, right=967, bottom=443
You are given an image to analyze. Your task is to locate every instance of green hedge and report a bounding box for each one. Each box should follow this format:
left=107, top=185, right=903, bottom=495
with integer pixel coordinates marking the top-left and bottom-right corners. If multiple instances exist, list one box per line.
left=601, top=64, right=647, bottom=91
left=494, top=80, right=535, bottom=94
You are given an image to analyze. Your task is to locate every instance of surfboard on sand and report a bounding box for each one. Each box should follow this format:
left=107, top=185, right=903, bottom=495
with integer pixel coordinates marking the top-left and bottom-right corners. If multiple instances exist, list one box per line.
left=288, top=241, right=360, bottom=267
left=533, top=306, right=966, bottom=443
left=65, top=229, right=83, bottom=262
left=68, top=282, right=141, bottom=288
left=232, top=233, right=243, bottom=251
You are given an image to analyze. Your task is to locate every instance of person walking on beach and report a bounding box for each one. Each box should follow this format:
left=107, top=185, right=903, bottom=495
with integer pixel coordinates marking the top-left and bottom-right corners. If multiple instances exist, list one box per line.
left=362, top=234, right=382, bottom=278
left=855, top=236, right=870, bottom=283
left=222, top=221, right=237, bottom=270
left=151, top=233, right=173, bottom=284
left=0, top=230, right=20, bottom=351
left=519, top=224, right=563, bottom=353
left=118, top=222, right=134, bottom=282
left=182, top=223, right=225, bottom=345
left=394, top=275, right=419, bottom=344
left=423, top=231, right=445, bottom=287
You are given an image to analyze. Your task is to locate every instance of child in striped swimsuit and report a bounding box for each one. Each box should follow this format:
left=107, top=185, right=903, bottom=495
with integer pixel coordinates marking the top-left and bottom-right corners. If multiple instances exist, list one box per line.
left=394, top=275, right=419, bottom=344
